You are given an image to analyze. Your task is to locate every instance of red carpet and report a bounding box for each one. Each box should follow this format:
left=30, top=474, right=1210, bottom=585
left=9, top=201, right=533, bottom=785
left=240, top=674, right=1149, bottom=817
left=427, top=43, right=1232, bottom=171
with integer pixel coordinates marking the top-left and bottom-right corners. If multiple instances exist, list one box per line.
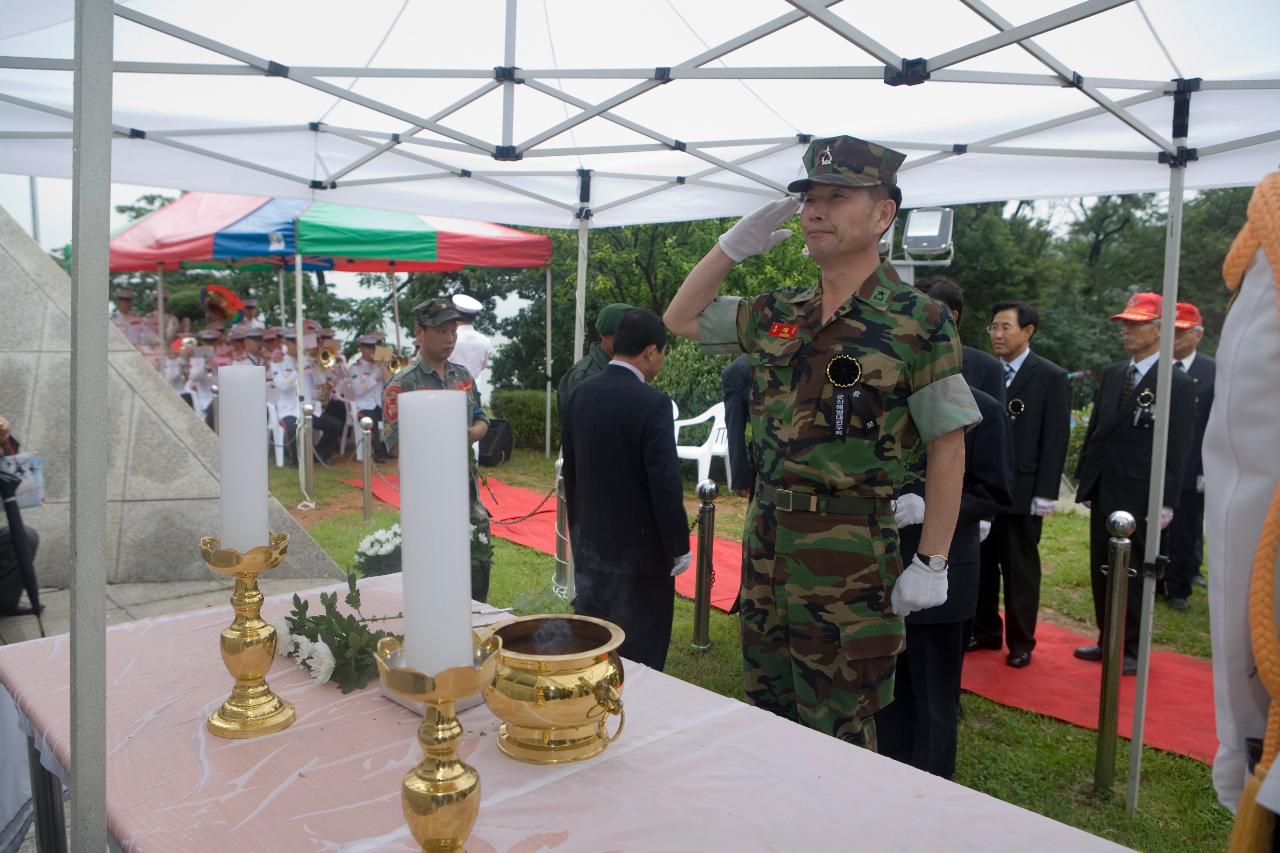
left=960, top=619, right=1215, bottom=764
left=342, top=475, right=743, bottom=612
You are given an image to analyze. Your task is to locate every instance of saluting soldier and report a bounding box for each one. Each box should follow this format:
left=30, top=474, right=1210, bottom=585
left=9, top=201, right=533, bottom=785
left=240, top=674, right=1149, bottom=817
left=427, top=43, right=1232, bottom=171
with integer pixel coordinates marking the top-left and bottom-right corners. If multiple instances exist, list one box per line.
left=665, top=135, right=981, bottom=749
left=383, top=298, right=493, bottom=602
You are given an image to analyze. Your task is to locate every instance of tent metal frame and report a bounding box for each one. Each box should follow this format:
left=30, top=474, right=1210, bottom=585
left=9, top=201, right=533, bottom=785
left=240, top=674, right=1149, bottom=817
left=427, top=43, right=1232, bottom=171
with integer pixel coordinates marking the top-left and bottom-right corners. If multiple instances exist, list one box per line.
left=18, top=0, right=1280, bottom=844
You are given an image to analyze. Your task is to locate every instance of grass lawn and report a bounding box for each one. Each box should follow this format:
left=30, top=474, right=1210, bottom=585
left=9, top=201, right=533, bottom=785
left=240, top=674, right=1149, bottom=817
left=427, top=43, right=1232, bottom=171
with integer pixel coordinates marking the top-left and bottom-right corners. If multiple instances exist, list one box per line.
left=273, top=447, right=1230, bottom=852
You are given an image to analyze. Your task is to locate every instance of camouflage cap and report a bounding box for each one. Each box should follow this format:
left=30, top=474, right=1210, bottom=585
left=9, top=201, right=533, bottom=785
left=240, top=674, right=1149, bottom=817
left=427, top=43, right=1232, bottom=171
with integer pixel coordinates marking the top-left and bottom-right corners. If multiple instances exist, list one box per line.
left=595, top=302, right=635, bottom=335
left=412, top=297, right=463, bottom=328
left=787, top=135, right=906, bottom=193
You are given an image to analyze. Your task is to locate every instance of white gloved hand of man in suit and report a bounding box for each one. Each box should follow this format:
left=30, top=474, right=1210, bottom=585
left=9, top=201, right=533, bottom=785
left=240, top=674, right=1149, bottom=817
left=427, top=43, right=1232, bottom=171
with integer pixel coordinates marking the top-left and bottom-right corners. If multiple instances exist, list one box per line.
left=1160, top=506, right=1175, bottom=529
left=1196, top=474, right=1205, bottom=494
left=979, top=519, right=992, bottom=542
left=1030, top=497, right=1056, bottom=517
left=893, top=493, right=925, bottom=528
left=890, top=555, right=948, bottom=618
left=671, top=552, right=692, bottom=577
left=718, top=197, right=800, bottom=263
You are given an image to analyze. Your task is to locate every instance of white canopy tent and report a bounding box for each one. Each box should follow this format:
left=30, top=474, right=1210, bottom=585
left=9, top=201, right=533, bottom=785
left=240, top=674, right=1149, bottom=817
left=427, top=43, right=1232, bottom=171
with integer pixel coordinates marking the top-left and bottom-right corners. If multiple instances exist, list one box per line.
left=3, top=0, right=1278, bottom=843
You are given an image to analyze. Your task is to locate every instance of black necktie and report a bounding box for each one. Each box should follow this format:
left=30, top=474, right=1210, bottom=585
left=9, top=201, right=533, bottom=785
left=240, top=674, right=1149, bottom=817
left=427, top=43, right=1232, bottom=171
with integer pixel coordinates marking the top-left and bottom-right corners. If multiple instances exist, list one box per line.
left=1176, top=360, right=1185, bottom=371
left=1120, top=364, right=1137, bottom=401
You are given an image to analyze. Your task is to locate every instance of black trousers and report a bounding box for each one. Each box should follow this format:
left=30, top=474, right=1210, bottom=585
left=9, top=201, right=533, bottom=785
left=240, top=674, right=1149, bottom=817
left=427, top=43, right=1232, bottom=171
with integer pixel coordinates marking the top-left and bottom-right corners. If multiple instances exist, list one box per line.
left=358, top=405, right=388, bottom=461
left=1165, top=488, right=1204, bottom=600
left=973, top=514, right=1043, bottom=653
left=572, top=567, right=674, bottom=672
left=281, top=413, right=343, bottom=463
left=1089, top=484, right=1166, bottom=659
left=875, top=620, right=966, bottom=780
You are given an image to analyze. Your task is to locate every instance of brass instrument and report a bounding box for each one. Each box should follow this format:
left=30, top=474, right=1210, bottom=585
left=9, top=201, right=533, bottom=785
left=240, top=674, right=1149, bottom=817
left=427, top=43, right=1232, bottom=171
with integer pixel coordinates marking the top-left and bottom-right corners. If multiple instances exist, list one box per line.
left=374, top=344, right=409, bottom=373
left=318, top=348, right=337, bottom=370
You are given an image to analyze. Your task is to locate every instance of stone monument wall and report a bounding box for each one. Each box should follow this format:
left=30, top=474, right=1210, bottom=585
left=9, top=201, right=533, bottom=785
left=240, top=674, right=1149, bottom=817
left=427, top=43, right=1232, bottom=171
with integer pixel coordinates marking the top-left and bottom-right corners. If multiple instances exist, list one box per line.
left=0, top=204, right=341, bottom=585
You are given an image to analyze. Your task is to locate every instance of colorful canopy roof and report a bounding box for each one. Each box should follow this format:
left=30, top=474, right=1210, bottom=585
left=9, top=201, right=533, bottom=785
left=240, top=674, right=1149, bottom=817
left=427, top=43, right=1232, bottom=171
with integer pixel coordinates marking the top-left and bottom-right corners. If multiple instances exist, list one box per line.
left=108, top=192, right=552, bottom=273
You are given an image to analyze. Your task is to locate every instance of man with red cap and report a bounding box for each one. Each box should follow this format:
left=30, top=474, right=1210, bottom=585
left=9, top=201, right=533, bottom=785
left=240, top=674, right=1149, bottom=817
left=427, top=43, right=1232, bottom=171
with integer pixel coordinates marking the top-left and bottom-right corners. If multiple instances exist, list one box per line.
left=1073, top=292, right=1196, bottom=672
left=1165, top=302, right=1215, bottom=609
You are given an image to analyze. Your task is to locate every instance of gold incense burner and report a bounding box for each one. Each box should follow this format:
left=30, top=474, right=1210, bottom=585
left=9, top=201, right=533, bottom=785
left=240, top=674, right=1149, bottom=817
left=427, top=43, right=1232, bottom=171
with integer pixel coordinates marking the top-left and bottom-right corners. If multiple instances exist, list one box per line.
left=482, top=614, right=626, bottom=765
left=374, top=634, right=501, bottom=852
left=201, top=532, right=295, bottom=739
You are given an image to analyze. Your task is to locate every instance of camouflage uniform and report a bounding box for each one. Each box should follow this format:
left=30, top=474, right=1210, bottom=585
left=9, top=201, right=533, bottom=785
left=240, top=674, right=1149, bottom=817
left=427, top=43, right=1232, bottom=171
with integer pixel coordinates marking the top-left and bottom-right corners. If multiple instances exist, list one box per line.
left=383, top=302, right=493, bottom=602
left=696, top=136, right=981, bottom=748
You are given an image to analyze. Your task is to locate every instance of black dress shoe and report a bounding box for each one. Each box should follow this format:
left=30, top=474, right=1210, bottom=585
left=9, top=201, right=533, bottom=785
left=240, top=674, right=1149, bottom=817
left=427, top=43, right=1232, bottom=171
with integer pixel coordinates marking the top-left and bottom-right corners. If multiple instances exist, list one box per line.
left=1122, top=656, right=1138, bottom=675
left=1006, top=650, right=1032, bottom=668
left=1193, top=575, right=1207, bottom=588
left=965, top=636, right=1002, bottom=653
left=1169, top=597, right=1190, bottom=612
left=1073, top=644, right=1103, bottom=661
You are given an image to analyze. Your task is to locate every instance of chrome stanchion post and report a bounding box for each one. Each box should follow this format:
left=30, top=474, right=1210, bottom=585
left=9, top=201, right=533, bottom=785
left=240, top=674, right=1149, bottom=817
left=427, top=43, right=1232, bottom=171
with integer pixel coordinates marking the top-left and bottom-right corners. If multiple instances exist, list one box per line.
left=361, top=416, right=374, bottom=521
left=553, top=456, right=574, bottom=601
left=1094, top=510, right=1136, bottom=792
left=210, top=384, right=219, bottom=434
left=300, top=403, right=316, bottom=504
left=692, top=479, right=718, bottom=652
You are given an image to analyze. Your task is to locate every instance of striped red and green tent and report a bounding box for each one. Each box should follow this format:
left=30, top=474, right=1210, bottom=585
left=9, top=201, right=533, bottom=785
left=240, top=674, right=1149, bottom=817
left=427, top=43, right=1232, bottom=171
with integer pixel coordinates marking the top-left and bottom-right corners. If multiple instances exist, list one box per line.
left=108, top=192, right=551, bottom=272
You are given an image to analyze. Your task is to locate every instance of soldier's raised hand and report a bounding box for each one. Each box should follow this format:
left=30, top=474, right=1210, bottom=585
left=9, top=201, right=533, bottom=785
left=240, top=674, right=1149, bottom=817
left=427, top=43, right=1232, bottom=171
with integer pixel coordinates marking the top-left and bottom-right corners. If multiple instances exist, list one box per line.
left=718, top=197, right=801, bottom=263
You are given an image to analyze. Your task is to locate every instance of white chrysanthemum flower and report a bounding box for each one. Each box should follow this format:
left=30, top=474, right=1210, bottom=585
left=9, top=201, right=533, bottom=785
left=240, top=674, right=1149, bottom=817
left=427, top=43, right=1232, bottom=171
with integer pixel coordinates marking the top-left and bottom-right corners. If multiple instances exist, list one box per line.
left=391, top=523, right=401, bottom=533
left=307, top=639, right=336, bottom=684
left=269, top=618, right=294, bottom=656
left=293, top=635, right=315, bottom=664
left=359, top=535, right=376, bottom=553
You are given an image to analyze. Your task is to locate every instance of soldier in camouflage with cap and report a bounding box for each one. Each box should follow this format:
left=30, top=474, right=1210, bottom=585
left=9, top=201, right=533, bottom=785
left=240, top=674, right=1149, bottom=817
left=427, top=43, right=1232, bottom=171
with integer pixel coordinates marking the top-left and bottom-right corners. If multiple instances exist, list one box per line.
left=665, top=135, right=981, bottom=749
left=383, top=297, right=494, bottom=601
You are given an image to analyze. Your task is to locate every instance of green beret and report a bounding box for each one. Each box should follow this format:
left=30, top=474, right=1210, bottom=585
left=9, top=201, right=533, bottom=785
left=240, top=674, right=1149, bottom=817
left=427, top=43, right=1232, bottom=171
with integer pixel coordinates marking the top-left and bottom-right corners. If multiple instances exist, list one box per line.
left=595, top=303, right=635, bottom=335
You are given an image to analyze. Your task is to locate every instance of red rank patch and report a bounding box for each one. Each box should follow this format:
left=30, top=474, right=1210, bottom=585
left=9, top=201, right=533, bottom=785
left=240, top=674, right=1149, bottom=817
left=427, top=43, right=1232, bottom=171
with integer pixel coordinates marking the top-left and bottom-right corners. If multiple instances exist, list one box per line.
left=769, top=323, right=799, bottom=339
left=454, top=379, right=474, bottom=392
left=383, top=385, right=401, bottom=423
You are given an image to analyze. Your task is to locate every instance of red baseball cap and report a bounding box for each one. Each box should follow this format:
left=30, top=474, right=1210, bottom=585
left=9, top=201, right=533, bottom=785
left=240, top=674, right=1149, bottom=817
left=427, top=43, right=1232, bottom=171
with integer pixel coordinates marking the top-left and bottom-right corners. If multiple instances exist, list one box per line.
left=1174, top=302, right=1203, bottom=330
left=1111, top=291, right=1163, bottom=322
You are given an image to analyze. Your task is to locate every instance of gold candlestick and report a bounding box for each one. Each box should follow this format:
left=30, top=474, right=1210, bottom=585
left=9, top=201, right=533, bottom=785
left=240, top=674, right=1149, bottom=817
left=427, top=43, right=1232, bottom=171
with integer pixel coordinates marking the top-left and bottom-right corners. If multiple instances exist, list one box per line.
left=374, top=634, right=501, bottom=852
left=201, top=532, right=295, bottom=738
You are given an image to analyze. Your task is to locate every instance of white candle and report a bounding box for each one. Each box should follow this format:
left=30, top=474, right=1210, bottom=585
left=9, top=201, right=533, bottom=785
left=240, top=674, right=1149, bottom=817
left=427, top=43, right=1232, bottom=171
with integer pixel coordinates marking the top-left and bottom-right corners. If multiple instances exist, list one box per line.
left=217, top=365, right=269, bottom=554
left=399, top=390, right=473, bottom=674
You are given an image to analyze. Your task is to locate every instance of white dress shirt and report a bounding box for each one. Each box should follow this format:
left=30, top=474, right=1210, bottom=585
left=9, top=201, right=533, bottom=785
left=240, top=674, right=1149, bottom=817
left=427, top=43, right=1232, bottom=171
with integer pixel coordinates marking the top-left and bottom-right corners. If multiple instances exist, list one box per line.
left=452, top=324, right=491, bottom=380
left=1001, top=346, right=1032, bottom=386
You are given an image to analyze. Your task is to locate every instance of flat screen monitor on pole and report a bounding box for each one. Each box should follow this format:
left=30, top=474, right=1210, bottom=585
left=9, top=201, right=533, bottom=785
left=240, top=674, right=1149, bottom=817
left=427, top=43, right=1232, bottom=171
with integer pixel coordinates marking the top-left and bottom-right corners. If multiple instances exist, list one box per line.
left=903, top=208, right=954, bottom=257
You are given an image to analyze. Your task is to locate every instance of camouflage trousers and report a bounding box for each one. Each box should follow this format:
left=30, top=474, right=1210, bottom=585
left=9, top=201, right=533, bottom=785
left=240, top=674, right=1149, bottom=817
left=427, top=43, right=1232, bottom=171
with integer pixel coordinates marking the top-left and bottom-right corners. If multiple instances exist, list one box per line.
left=471, top=494, right=492, bottom=603
left=739, top=495, right=905, bottom=749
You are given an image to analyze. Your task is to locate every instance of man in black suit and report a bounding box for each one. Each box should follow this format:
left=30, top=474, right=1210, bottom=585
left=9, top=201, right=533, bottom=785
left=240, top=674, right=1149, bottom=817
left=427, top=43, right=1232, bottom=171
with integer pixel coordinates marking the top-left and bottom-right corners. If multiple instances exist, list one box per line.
left=970, top=301, right=1071, bottom=668
left=1164, top=301, right=1215, bottom=610
left=1074, top=292, right=1195, bottom=672
left=917, top=276, right=1005, bottom=406
left=561, top=309, right=692, bottom=671
left=877, top=285, right=1013, bottom=780
left=720, top=354, right=754, bottom=497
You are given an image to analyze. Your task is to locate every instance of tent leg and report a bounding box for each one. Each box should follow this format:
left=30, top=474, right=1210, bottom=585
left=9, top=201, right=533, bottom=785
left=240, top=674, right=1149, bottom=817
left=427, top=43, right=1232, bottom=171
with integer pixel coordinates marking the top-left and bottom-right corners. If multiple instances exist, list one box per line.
left=545, top=265, right=552, bottom=458
left=28, top=176, right=40, bottom=245
left=574, top=218, right=588, bottom=362
left=390, top=271, right=402, bottom=352
left=1126, top=143, right=1188, bottom=815
left=156, top=266, right=166, bottom=347
left=69, top=0, right=112, bottom=848
left=277, top=267, right=287, bottom=327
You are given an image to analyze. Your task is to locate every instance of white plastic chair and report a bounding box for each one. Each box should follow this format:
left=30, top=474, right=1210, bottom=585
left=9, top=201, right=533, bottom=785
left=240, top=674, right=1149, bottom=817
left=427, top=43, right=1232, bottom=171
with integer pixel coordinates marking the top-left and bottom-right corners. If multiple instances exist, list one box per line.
left=350, top=402, right=380, bottom=462
left=674, top=401, right=730, bottom=486
left=266, top=401, right=285, bottom=468
left=671, top=400, right=680, bottom=442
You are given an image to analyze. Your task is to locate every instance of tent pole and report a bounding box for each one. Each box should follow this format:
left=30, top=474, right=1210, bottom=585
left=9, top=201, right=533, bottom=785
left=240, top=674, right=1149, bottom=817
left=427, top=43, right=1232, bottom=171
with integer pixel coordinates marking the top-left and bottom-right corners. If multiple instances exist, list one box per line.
left=574, top=218, right=588, bottom=362
left=276, top=266, right=286, bottom=326
left=1126, top=86, right=1192, bottom=814
left=545, top=265, right=552, bottom=458
left=69, top=0, right=113, bottom=848
left=294, top=251, right=305, bottom=382
left=156, top=266, right=166, bottom=347
left=390, top=268, right=402, bottom=352
left=27, top=176, right=40, bottom=245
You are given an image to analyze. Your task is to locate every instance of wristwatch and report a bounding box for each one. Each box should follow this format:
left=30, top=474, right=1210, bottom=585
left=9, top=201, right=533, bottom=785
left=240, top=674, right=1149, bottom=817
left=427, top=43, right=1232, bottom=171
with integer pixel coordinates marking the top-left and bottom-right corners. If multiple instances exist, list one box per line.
left=917, top=552, right=949, bottom=573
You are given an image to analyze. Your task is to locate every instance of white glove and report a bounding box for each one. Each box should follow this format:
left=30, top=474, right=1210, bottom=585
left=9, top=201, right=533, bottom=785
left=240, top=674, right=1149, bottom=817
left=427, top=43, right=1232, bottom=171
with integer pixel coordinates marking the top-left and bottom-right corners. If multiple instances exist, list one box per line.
left=893, top=493, right=926, bottom=528
left=1081, top=500, right=1092, bottom=509
left=1160, top=507, right=1174, bottom=529
left=890, top=555, right=949, bottom=617
left=1196, top=475, right=1205, bottom=494
left=718, top=197, right=800, bottom=263
left=979, top=520, right=992, bottom=542
left=671, top=552, right=692, bottom=577
left=1030, top=497, right=1056, bottom=517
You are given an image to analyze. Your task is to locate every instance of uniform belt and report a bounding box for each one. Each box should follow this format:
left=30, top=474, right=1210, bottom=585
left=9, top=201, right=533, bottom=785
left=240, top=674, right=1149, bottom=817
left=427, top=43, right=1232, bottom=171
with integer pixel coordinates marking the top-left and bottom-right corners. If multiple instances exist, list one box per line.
left=757, top=482, right=886, bottom=516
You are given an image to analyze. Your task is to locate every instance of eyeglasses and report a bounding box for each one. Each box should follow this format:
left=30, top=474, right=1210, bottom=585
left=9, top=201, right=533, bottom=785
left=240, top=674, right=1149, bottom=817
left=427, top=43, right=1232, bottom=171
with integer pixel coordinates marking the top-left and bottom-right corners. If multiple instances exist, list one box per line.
left=986, top=323, right=1018, bottom=334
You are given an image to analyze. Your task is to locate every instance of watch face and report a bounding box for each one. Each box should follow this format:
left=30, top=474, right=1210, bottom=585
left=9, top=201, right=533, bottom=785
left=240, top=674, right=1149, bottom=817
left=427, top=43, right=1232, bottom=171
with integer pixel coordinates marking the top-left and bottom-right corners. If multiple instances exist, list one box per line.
left=927, top=555, right=948, bottom=572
